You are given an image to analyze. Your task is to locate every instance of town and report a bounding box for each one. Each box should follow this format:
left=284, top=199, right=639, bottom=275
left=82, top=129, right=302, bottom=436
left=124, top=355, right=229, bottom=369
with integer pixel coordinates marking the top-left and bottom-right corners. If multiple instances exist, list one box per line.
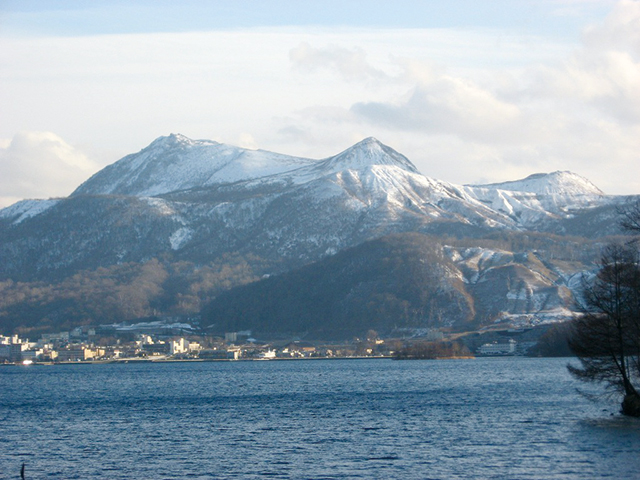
left=0, top=319, right=539, bottom=364
left=0, top=321, right=392, bottom=364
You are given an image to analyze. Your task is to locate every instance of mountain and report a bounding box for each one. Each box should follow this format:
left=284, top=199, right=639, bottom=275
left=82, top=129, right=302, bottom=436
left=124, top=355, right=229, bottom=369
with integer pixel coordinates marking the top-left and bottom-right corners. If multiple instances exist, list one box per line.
left=202, top=233, right=474, bottom=339
left=0, top=135, right=512, bottom=280
left=462, top=171, right=607, bottom=229
left=71, top=133, right=316, bottom=196
left=471, top=171, right=603, bottom=197
left=201, top=232, right=584, bottom=339
left=0, top=134, right=637, bottom=337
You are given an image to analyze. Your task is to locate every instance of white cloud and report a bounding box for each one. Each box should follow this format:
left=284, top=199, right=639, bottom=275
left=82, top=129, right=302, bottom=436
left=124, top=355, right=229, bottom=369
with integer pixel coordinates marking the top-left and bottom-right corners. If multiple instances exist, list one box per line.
left=582, top=0, right=640, bottom=55
left=290, top=42, right=389, bottom=82
left=237, top=133, right=258, bottom=150
left=351, top=77, right=522, bottom=143
left=0, top=132, right=98, bottom=208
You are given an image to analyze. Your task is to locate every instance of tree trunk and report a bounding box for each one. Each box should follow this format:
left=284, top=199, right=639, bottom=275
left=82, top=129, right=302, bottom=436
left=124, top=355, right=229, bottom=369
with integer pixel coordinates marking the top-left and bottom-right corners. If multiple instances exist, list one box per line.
left=621, top=393, right=640, bottom=417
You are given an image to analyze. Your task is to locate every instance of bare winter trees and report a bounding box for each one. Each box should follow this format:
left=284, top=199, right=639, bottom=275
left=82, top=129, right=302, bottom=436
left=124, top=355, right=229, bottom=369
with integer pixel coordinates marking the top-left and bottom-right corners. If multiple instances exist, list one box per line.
left=568, top=201, right=640, bottom=416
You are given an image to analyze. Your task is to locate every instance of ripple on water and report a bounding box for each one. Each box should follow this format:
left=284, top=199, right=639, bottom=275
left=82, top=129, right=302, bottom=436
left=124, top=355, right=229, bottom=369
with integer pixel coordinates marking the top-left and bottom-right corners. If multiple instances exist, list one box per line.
left=1, top=358, right=639, bottom=479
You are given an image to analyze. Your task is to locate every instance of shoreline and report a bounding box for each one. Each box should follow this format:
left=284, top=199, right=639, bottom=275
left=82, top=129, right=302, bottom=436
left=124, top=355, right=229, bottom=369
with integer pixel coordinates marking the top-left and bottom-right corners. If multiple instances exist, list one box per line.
left=2, top=355, right=396, bottom=366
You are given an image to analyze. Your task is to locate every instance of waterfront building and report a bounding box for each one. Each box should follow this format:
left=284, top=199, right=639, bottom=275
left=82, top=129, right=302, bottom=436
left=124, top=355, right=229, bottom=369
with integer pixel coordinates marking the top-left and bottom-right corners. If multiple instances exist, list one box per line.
left=169, top=338, right=189, bottom=355
left=478, top=339, right=517, bottom=355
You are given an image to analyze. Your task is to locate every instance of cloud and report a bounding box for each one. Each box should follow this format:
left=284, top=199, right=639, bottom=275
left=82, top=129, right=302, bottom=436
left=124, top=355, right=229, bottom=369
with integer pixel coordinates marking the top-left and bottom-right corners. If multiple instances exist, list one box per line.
left=567, top=1, right=640, bottom=124
left=237, top=133, right=258, bottom=150
left=0, top=132, right=98, bottom=208
left=290, top=42, right=389, bottom=82
left=352, top=77, right=521, bottom=143
left=523, top=8, right=640, bottom=127
left=348, top=1, right=640, bottom=139
left=582, top=0, right=640, bottom=55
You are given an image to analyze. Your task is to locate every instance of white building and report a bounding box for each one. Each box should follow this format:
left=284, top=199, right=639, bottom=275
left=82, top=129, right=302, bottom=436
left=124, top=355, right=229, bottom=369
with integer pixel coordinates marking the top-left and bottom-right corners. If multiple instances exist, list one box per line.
left=0, top=335, right=31, bottom=362
left=169, top=338, right=189, bottom=355
left=227, top=348, right=242, bottom=360
left=478, top=339, right=517, bottom=355
left=0, top=334, right=31, bottom=346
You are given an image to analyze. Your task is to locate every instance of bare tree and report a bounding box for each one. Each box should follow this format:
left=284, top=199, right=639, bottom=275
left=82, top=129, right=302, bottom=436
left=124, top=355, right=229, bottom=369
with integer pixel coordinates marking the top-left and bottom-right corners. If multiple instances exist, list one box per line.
left=568, top=244, right=640, bottom=416
left=620, top=200, right=640, bottom=233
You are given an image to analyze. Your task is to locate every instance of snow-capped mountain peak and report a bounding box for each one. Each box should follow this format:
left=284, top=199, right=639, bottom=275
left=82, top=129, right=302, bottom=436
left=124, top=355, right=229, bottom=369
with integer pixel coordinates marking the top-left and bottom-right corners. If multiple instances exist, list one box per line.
left=72, top=134, right=315, bottom=197
left=148, top=133, right=217, bottom=149
left=473, top=171, right=604, bottom=197
left=463, top=170, right=606, bottom=222
left=71, top=135, right=422, bottom=197
left=312, top=137, right=419, bottom=175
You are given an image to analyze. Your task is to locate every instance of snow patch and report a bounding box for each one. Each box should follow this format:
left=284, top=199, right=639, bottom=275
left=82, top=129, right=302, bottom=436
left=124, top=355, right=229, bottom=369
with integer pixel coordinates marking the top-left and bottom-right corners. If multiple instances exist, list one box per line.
left=170, top=227, right=193, bottom=250
left=0, top=199, right=60, bottom=224
left=144, top=197, right=175, bottom=215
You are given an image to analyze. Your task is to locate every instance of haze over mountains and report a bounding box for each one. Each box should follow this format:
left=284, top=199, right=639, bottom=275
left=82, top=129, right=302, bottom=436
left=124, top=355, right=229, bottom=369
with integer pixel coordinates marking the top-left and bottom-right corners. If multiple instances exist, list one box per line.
left=0, top=134, right=636, bottom=338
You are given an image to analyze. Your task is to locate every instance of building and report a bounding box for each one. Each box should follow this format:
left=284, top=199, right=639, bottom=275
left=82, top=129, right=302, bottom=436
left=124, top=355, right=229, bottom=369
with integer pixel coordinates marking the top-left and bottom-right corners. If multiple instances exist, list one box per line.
left=478, top=339, right=517, bottom=355
left=0, top=335, right=32, bottom=362
left=224, top=331, right=252, bottom=344
left=0, top=343, right=25, bottom=362
left=169, top=338, right=189, bottom=355
left=137, top=334, right=154, bottom=345
left=143, top=342, right=169, bottom=355
left=227, top=348, right=242, bottom=360
left=21, top=349, right=45, bottom=362
left=198, top=349, right=230, bottom=360
left=56, top=348, right=87, bottom=362
left=40, top=332, right=70, bottom=344
left=258, top=349, right=276, bottom=359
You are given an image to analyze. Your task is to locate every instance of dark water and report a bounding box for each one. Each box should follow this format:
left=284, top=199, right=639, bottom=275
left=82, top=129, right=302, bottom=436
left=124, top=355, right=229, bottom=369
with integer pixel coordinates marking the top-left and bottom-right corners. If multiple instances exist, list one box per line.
left=1, top=357, right=639, bottom=479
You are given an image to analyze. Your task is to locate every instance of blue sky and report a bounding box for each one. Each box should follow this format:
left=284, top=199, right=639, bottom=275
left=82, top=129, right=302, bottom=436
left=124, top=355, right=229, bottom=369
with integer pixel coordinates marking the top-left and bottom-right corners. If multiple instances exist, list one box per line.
left=1, top=1, right=612, bottom=34
left=0, top=0, right=638, bottom=207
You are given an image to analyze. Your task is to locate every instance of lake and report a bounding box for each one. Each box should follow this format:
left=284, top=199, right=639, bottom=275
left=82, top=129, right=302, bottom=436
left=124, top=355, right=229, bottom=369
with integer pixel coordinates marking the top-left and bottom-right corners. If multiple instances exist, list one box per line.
left=1, top=357, right=639, bottom=479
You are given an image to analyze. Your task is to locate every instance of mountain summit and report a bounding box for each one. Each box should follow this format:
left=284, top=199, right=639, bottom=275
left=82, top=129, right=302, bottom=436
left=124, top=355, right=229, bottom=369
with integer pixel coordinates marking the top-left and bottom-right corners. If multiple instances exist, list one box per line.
left=314, top=137, right=419, bottom=174
left=473, top=171, right=604, bottom=197
left=464, top=170, right=605, bottom=216
left=72, top=133, right=315, bottom=197
left=72, top=135, right=419, bottom=197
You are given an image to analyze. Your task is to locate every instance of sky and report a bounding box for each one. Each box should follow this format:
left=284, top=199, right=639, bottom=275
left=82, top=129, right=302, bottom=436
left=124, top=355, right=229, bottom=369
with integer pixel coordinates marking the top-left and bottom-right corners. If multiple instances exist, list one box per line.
left=1, top=0, right=639, bottom=208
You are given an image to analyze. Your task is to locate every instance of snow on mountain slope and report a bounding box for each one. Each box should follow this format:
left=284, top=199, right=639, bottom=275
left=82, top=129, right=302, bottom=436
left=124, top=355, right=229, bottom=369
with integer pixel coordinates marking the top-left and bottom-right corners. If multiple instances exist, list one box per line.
left=69, top=133, right=610, bottom=227
left=62, top=133, right=625, bottom=245
left=72, top=133, right=317, bottom=197
left=474, top=171, right=604, bottom=197
left=462, top=171, right=609, bottom=226
left=445, top=245, right=580, bottom=327
left=0, top=199, right=60, bottom=225
left=308, top=137, right=419, bottom=176
left=1, top=133, right=624, bottom=251
left=72, top=135, right=427, bottom=199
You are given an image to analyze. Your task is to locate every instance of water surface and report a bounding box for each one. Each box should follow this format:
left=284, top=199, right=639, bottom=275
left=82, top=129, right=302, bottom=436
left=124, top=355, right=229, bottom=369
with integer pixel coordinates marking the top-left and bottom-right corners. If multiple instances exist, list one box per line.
left=1, top=357, right=639, bottom=479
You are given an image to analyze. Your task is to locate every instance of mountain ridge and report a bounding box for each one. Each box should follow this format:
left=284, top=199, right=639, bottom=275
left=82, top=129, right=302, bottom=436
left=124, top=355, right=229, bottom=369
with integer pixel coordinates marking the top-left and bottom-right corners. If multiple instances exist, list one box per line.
left=0, top=134, right=632, bottom=278
left=0, top=134, right=637, bottom=337
left=469, top=170, right=604, bottom=196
